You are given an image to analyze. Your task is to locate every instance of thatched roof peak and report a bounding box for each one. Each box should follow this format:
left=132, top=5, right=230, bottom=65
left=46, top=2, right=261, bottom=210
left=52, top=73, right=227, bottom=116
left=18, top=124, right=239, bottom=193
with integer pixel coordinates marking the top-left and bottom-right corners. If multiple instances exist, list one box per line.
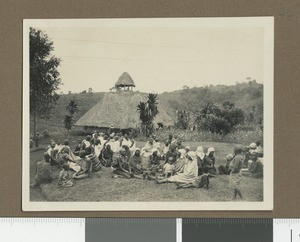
left=115, top=72, right=135, bottom=88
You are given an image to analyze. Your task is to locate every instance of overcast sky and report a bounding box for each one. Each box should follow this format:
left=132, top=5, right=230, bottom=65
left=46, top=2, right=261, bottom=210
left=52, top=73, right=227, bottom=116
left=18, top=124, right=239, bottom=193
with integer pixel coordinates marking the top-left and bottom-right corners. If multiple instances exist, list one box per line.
left=39, top=24, right=264, bottom=94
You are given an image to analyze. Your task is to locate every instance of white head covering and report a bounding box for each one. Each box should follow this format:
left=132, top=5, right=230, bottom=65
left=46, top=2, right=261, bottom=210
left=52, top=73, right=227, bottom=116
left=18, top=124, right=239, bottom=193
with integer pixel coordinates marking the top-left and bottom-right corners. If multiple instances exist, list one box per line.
left=178, top=149, right=187, bottom=159
left=250, top=142, right=257, bottom=149
left=186, top=151, right=196, bottom=161
left=196, top=146, right=205, bottom=160
left=226, top=153, right=234, bottom=161
left=207, top=147, right=215, bottom=156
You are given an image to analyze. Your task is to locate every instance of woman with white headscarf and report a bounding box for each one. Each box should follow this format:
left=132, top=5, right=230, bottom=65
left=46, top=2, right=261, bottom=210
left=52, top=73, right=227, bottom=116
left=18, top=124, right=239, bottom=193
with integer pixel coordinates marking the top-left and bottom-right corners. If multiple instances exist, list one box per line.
left=196, top=146, right=205, bottom=175
left=156, top=151, right=198, bottom=184
left=203, top=147, right=217, bottom=175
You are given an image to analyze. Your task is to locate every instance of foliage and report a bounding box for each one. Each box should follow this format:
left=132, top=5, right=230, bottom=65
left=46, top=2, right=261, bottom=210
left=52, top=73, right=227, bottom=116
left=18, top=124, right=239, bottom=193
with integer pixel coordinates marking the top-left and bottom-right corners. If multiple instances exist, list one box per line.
left=195, top=102, right=245, bottom=135
left=42, top=129, right=50, bottom=138
left=66, top=99, right=79, bottom=116
left=64, top=99, right=79, bottom=132
left=155, top=127, right=263, bottom=145
left=174, top=110, right=190, bottom=130
left=30, top=27, right=61, bottom=145
left=30, top=27, right=61, bottom=119
left=137, top=93, right=159, bottom=137
left=63, top=115, right=73, bottom=131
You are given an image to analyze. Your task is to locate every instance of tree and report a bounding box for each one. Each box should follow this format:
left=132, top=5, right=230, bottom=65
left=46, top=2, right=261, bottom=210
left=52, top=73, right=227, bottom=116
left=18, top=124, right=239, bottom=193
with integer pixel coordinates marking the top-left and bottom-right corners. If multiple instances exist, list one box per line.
left=64, top=100, right=79, bottom=137
left=30, top=27, right=61, bottom=146
left=88, top=87, right=93, bottom=94
left=195, top=102, right=245, bottom=135
left=175, top=110, right=190, bottom=130
left=137, top=93, right=159, bottom=137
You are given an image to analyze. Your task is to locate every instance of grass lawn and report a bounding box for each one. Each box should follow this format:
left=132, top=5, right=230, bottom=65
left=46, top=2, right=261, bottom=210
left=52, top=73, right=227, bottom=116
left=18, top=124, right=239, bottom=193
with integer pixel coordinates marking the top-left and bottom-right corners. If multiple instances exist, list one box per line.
left=29, top=141, right=263, bottom=202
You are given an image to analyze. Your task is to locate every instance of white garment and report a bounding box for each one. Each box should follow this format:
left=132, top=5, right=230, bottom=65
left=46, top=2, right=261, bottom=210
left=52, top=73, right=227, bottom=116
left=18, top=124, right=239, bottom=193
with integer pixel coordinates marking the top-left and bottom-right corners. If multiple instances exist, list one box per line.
left=94, top=144, right=103, bottom=157
left=129, top=141, right=136, bottom=152
left=122, top=139, right=132, bottom=148
left=110, top=140, right=121, bottom=153
left=68, top=161, right=81, bottom=172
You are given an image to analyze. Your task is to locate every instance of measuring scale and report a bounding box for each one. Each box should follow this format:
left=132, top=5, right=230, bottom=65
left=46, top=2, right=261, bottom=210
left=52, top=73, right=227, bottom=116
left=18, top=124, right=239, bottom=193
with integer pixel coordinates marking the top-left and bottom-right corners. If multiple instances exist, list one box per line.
left=0, top=218, right=299, bottom=242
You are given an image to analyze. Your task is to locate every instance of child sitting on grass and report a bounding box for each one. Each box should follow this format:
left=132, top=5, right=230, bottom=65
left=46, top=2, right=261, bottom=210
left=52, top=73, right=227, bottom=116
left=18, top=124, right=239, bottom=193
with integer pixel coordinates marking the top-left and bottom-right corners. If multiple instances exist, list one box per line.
left=30, top=152, right=52, bottom=188
left=163, top=156, right=175, bottom=178
left=58, top=163, right=73, bottom=187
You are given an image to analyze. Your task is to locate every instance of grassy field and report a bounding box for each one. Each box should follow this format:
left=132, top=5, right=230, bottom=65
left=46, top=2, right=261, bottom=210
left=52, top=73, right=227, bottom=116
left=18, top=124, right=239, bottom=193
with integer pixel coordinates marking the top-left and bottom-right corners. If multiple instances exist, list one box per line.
left=30, top=141, right=263, bottom=202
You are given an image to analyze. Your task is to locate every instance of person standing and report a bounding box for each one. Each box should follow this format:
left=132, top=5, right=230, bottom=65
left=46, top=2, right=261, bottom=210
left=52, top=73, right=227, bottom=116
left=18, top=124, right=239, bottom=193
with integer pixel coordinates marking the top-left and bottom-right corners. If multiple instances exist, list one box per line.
left=229, top=146, right=244, bottom=200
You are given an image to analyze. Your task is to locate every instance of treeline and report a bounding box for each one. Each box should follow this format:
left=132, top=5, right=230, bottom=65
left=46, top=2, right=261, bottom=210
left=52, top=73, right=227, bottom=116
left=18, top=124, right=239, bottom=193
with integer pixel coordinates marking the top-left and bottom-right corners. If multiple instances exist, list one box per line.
left=159, top=80, right=263, bottom=133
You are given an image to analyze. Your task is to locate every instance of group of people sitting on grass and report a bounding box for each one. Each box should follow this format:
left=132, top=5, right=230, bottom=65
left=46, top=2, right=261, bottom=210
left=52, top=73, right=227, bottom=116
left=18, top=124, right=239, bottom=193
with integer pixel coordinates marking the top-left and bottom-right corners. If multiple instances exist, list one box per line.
left=31, top=131, right=263, bottom=200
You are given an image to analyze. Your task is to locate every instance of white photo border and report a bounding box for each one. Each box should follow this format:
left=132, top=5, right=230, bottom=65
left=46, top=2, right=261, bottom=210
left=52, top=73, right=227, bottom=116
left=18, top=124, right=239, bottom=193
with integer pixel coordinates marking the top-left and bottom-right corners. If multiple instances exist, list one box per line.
left=22, top=17, right=274, bottom=211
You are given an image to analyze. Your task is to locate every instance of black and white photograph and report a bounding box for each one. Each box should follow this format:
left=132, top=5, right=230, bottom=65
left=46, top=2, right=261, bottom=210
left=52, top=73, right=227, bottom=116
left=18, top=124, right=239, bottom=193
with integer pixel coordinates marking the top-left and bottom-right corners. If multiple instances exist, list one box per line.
left=22, top=18, right=273, bottom=211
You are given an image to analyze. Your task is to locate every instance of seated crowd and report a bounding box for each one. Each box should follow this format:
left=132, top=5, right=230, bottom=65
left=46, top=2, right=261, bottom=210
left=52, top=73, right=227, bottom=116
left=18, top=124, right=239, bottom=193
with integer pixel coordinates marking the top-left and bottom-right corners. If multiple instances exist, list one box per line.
left=31, top=131, right=264, bottom=198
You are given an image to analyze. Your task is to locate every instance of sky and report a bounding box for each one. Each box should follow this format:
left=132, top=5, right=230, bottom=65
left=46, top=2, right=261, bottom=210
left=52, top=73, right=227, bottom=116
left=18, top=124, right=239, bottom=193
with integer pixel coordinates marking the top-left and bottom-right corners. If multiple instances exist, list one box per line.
left=38, top=24, right=264, bottom=94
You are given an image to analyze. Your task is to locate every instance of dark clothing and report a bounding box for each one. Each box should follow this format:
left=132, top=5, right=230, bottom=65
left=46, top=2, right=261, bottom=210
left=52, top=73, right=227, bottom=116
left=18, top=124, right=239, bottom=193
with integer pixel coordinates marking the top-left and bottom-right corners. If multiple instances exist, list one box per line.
left=149, top=154, right=160, bottom=166
left=203, top=155, right=216, bottom=174
left=74, top=144, right=83, bottom=156
left=193, top=174, right=209, bottom=189
left=218, top=160, right=232, bottom=175
left=100, top=148, right=113, bottom=167
left=147, top=154, right=161, bottom=174
left=33, top=161, right=51, bottom=186
left=165, top=150, right=177, bottom=165
left=248, top=160, right=263, bottom=178
left=129, top=155, right=143, bottom=175
left=57, top=153, right=71, bottom=167
left=230, top=154, right=244, bottom=173
left=196, top=156, right=204, bottom=175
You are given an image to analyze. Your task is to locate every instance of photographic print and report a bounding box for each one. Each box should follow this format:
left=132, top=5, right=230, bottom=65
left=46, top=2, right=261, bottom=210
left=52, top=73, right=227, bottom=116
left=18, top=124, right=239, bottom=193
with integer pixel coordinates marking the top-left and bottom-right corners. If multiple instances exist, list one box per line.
left=22, top=18, right=273, bottom=211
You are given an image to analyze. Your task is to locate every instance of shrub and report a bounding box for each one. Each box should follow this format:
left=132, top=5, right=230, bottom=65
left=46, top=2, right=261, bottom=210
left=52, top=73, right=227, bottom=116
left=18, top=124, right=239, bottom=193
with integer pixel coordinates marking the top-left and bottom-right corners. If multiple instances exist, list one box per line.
left=42, top=129, right=50, bottom=138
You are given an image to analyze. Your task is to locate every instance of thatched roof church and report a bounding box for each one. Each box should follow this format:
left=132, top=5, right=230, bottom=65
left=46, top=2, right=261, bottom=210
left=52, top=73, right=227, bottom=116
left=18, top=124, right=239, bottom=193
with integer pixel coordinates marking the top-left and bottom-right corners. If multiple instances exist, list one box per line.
left=75, top=72, right=173, bottom=130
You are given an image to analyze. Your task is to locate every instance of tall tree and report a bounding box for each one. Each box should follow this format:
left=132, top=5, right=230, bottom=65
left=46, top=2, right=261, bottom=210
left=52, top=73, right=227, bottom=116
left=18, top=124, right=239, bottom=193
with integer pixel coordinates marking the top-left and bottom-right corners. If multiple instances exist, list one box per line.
left=30, top=27, right=61, bottom=146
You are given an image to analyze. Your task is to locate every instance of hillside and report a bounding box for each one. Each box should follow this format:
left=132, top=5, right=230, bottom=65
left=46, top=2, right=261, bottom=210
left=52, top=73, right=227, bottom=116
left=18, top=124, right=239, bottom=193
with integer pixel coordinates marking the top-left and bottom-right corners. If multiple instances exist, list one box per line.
left=33, top=80, right=263, bottom=131
left=159, top=81, right=263, bottom=114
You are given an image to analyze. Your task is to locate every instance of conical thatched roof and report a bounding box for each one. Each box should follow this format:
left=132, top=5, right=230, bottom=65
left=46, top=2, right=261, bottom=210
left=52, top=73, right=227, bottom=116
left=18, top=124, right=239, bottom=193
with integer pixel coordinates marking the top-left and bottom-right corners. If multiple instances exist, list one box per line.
left=75, top=92, right=173, bottom=129
left=115, top=72, right=135, bottom=87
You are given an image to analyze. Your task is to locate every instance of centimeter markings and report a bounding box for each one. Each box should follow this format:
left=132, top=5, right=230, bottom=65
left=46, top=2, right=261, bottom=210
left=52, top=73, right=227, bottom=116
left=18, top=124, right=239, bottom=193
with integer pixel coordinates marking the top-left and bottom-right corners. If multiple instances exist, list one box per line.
left=1, top=218, right=300, bottom=242
left=0, top=217, right=300, bottom=225
left=1, top=217, right=300, bottom=225
left=274, top=219, right=300, bottom=242
left=0, top=217, right=85, bottom=225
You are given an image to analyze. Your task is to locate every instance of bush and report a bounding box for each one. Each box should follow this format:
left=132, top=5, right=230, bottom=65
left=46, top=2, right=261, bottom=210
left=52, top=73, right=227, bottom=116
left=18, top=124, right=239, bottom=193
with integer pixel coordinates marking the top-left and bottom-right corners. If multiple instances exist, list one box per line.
left=195, top=102, right=245, bottom=135
left=154, top=127, right=263, bottom=145
left=42, top=129, right=50, bottom=138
